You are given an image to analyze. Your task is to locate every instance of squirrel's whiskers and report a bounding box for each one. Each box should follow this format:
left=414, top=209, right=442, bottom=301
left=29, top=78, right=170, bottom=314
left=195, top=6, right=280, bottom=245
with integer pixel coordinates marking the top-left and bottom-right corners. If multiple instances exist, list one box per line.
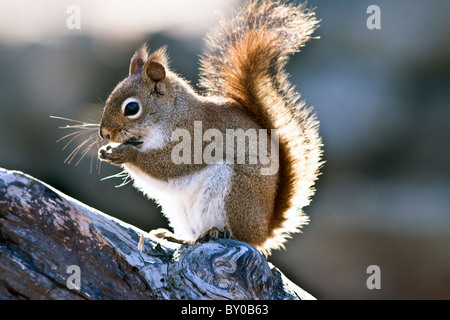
left=51, top=116, right=103, bottom=173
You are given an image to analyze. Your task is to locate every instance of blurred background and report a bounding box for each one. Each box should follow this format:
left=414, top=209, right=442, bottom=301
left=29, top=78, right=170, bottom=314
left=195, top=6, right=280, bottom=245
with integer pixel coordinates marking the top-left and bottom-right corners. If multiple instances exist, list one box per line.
left=0, top=0, right=449, bottom=299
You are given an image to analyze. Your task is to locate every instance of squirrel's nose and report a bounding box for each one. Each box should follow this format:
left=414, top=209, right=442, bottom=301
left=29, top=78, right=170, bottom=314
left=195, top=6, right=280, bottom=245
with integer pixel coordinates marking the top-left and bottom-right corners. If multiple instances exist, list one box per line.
left=100, top=127, right=111, bottom=140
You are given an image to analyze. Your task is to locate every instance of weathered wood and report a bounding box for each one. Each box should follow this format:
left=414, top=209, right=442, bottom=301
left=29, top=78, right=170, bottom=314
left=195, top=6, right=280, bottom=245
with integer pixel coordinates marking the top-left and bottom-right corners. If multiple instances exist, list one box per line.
left=0, top=168, right=314, bottom=300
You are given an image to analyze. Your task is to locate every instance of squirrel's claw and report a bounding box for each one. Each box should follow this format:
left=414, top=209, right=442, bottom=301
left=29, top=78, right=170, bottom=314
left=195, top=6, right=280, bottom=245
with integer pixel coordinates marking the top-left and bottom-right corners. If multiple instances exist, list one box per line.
left=195, top=227, right=233, bottom=244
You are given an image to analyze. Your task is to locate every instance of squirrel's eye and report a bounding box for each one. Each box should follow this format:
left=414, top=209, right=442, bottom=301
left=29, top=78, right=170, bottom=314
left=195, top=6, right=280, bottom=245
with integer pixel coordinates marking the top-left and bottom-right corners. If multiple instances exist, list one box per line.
left=121, top=97, right=142, bottom=119
left=124, top=102, right=140, bottom=117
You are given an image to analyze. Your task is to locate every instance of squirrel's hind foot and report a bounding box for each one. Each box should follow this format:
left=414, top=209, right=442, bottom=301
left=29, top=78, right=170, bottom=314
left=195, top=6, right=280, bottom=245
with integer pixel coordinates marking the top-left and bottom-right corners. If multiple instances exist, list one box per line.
left=149, top=228, right=188, bottom=245
left=195, top=227, right=233, bottom=244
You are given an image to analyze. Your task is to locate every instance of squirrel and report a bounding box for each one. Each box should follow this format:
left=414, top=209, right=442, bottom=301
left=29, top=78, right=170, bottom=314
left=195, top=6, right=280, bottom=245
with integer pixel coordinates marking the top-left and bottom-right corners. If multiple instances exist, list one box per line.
left=98, top=0, right=323, bottom=256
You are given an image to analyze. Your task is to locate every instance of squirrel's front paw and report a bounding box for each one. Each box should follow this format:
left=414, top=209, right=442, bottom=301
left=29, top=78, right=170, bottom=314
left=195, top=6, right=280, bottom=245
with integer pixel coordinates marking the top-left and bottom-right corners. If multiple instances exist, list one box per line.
left=98, top=143, right=136, bottom=165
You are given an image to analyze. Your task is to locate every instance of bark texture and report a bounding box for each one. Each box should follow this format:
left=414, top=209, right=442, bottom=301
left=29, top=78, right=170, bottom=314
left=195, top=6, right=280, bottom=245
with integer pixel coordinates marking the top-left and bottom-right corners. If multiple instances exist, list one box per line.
left=0, top=168, right=314, bottom=300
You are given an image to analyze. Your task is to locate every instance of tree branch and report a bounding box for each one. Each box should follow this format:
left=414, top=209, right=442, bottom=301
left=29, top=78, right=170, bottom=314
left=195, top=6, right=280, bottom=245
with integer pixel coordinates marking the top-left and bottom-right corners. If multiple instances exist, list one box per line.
left=0, top=168, right=314, bottom=300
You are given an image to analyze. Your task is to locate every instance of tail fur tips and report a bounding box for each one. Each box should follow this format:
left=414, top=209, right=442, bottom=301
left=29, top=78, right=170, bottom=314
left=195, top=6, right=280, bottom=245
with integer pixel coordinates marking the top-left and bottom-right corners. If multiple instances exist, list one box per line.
left=199, top=0, right=323, bottom=253
left=199, top=0, right=319, bottom=107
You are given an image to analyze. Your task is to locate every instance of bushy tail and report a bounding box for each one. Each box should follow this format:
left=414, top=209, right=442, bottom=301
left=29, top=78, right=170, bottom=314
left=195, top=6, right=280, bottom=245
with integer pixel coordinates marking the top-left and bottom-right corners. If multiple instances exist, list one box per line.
left=198, top=0, right=323, bottom=252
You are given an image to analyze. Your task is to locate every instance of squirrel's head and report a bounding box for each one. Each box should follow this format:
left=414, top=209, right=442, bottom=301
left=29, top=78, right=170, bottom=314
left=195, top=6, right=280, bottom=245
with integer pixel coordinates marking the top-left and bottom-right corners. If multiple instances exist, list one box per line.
left=99, top=45, right=179, bottom=150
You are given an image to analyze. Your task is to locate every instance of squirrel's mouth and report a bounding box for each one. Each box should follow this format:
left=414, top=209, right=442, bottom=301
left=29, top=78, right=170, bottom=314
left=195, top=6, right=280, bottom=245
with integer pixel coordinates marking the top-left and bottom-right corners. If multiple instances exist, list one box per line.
left=125, top=139, right=143, bottom=146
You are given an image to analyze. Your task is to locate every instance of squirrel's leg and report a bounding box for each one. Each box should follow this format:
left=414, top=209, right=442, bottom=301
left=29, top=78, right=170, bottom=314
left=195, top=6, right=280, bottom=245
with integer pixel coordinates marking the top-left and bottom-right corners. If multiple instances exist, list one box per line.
left=224, top=169, right=276, bottom=250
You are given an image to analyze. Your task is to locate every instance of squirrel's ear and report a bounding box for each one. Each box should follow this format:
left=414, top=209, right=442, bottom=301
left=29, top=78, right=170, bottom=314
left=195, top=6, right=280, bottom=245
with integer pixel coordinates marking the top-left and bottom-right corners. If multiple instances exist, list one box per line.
left=129, top=44, right=149, bottom=75
left=142, top=47, right=168, bottom=83
left=145, top=61, right=166, bottom=82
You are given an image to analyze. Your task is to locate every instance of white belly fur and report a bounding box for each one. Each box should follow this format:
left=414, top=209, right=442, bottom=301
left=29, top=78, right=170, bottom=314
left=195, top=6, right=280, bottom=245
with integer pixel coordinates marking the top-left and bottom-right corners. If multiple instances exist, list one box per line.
left=123, top=162, right=233, bottom=242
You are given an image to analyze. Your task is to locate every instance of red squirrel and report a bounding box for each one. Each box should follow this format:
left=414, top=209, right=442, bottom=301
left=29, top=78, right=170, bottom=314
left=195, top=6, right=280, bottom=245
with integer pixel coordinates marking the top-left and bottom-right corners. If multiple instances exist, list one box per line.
left=98, top=0, right=323, bottom=255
